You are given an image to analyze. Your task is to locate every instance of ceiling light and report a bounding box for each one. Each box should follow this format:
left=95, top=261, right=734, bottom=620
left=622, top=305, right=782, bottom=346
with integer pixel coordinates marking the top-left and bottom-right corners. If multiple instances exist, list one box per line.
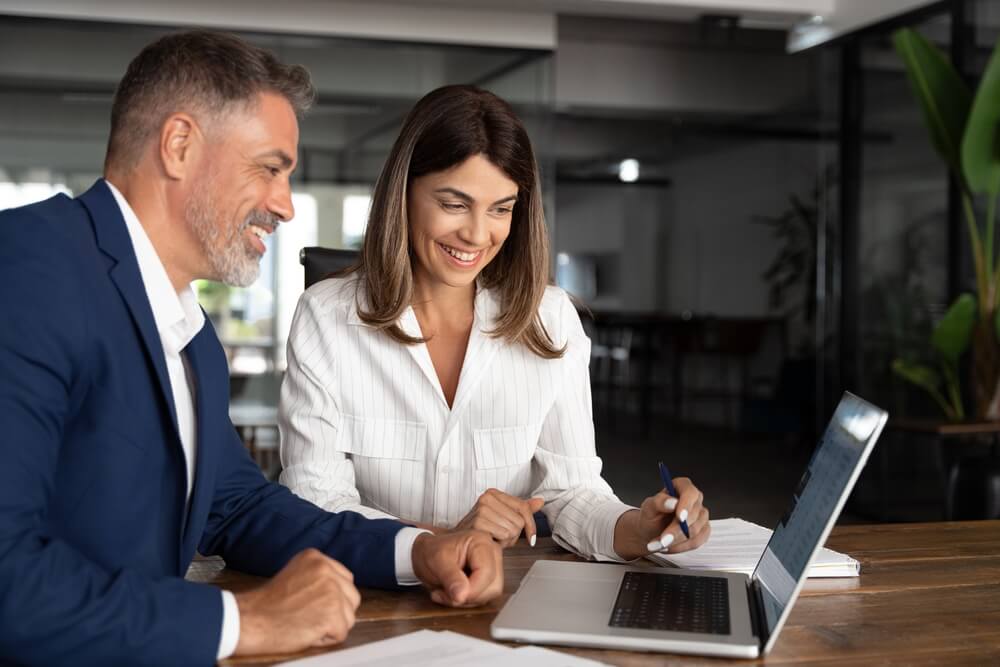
left=618, top=159, right=640, bottom=183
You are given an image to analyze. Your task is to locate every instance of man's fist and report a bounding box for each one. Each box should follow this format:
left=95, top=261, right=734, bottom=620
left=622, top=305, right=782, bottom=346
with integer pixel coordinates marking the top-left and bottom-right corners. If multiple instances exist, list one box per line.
left=411, top=530, right=503, bottom=607
left=233, top=548, right=361, bottom=656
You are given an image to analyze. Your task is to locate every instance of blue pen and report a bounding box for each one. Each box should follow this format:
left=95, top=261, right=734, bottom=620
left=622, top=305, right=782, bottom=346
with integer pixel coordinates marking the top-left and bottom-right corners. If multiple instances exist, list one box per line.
left=658, top=461, right=690, bottom=539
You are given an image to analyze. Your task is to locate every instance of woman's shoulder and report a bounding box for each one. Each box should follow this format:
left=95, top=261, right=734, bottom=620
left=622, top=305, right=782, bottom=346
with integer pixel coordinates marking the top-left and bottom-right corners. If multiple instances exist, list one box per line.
left=300, top=273, right=363, bottom=316
left=538, top=284, right=573, bottom=314
left=538, top=284, right=581, bottom=324
left=536, top=285, right=588, bottom=347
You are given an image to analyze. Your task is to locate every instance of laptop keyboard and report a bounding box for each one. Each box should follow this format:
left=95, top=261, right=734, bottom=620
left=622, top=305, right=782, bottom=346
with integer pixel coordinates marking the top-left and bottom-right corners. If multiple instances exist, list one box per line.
left=608, top=571, right=731, bottom=635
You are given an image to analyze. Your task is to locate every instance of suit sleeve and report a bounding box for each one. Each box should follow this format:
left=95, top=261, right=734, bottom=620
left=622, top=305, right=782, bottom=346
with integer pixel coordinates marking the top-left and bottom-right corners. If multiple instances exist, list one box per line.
left=0, top=211, right=223, bottom=667
left=197, top=426, right=406, bottom=590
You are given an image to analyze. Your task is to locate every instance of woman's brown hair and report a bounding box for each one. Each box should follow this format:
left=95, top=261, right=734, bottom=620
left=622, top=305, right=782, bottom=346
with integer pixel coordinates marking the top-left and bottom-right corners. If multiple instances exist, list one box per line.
left=350, top=84, right=563, bottom=359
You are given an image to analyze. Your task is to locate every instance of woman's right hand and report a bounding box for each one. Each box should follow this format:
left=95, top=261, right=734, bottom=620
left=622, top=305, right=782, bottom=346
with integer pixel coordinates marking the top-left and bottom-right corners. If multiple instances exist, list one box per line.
left=455, top=489, right=545, bottom=548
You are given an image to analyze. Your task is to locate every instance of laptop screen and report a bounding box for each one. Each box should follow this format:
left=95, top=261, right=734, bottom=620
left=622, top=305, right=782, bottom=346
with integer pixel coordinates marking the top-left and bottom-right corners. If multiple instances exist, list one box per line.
left=751, top=393, right=886, bottom=646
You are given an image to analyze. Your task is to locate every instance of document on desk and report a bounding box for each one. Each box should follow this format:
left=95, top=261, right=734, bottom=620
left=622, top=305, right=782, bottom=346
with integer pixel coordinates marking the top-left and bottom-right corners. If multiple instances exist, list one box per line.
left=277, top=629, right=609, bottom=666
left=647, top=517, right=860, bottom=577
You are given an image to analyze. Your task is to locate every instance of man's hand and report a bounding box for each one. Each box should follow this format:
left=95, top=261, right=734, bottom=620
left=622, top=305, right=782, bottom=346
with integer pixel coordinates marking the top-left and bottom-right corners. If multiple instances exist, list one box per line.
left=455, top=488, right=545, bottom=547
left=411, top=530, right=503, bottom=607
left=233, top=548, right=361, bottom=656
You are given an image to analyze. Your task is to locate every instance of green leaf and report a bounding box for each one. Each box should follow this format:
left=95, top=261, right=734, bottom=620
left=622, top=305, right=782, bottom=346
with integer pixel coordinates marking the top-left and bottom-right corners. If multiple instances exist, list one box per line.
left=995, top=307, right=1000, bottom=343
left=893, top=28, right=972, bottom=184
left=931, top=293, right=977, bottom=363
left=891, top=359, right=941, bottom=393
left=962, top=36, right=1000, bottom=196
left=892, top=359, right=959, bottom=420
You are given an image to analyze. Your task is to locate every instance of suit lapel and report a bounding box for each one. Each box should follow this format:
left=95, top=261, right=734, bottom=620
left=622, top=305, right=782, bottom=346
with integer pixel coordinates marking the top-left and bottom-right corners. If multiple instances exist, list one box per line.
left=79, top=180, right=180, bottom=439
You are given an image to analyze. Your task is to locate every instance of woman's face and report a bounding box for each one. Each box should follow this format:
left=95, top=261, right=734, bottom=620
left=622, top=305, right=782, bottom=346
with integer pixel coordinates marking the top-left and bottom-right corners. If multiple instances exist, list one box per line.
left=408, top=153, right=518, bottom=291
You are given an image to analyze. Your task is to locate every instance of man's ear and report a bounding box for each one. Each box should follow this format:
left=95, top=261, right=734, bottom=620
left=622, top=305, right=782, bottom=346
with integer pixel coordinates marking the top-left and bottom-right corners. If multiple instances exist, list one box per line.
left=159, top=112, right=201, bottom=180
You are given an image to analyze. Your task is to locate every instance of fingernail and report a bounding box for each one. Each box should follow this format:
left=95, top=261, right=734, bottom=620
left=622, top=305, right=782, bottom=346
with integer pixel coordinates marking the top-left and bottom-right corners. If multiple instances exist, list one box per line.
left=664, top=497, right=678, bottom=512
left=646, top=539, right=663, bottom=552
left=679, top=509, right=689, bottom=523
left=529, top=534, right=537, bottom=547
left=659, top=533, right=675, bottom=549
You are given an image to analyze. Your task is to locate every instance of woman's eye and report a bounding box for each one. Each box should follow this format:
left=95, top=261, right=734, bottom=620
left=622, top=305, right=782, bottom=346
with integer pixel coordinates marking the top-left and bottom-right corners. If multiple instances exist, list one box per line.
left=442, top=202, right=466, bottom=211
left=494, top=207, right=513, bottom=215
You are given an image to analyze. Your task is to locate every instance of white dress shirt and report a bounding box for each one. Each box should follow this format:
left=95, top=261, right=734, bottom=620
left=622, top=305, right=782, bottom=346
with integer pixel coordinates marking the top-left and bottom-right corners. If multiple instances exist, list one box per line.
left=279, top=276, right=635, bottom=562
left=107, top=184, right=424, bottom=662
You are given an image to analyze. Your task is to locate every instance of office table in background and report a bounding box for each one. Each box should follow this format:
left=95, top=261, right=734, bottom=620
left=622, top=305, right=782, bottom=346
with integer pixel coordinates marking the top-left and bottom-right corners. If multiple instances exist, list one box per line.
left=186, top=521, right=1000, bottom=666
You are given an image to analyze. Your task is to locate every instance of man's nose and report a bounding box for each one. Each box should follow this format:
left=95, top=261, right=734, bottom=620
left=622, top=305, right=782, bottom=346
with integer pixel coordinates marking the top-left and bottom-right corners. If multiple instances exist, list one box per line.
left=269, top=179, right=294, bottom=222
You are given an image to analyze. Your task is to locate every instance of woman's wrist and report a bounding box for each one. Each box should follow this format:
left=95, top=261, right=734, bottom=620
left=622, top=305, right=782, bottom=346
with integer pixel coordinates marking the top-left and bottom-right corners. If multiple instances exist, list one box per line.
left=612, top=509, right=646, bottom=561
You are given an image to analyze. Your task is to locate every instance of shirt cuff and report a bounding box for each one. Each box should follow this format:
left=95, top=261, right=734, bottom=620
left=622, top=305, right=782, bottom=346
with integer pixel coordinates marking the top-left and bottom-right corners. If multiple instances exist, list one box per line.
left=217, top=589, right=240, bottom=660
left=594, top=501, right=640, bottom=563
left=395, top=526, right=432, bottom=586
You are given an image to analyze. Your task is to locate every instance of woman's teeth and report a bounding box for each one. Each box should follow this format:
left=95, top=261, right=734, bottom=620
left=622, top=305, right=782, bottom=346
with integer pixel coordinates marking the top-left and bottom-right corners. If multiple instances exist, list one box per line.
left=439, top=243, right=479, bottom=262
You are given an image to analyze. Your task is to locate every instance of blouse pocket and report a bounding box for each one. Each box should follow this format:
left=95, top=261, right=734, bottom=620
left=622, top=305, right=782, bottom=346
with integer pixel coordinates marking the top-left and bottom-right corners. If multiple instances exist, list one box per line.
left=472, top=424, right=540, bottom=496
left=335, top=414, right=427, bottom=461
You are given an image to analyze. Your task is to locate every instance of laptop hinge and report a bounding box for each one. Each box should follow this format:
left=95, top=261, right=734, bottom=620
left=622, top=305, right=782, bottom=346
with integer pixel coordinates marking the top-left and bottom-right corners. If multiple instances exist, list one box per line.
left=747, top=578, right=769, bottom=650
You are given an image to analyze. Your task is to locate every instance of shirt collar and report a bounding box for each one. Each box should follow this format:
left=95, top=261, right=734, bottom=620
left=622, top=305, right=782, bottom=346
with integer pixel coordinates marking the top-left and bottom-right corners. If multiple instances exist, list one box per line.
left=105, top=179, right=205, bottom=353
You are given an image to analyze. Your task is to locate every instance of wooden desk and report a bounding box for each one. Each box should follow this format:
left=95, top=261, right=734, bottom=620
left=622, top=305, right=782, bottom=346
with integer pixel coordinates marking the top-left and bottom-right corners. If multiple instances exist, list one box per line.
left=187, top=521, right=1000, bottom=666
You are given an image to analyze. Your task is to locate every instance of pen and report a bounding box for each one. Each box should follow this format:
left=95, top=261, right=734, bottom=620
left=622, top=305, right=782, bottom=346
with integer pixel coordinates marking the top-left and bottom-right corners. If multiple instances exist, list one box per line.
left=658, top=461, right=690, bottom=539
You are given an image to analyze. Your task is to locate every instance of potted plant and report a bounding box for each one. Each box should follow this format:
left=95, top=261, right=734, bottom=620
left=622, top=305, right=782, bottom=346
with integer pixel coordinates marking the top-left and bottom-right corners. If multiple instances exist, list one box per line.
left=891, top=28, right=1000, bottom=420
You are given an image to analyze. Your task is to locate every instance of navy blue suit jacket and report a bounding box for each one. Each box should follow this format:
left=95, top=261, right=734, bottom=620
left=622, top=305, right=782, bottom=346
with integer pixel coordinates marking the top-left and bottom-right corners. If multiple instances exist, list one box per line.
left=0, top=181, right=405, bottom=666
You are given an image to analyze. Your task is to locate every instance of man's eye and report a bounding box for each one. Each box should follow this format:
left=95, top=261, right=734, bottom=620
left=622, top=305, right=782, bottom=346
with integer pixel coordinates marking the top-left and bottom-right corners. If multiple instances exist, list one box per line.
left=267, top=166, right=281, bottom=176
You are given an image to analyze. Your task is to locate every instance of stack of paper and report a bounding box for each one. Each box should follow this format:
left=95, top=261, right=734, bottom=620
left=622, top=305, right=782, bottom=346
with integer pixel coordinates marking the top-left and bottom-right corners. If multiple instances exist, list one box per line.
left=278, top=629, right=609, bottom=666
left=647, top=517, right=860, bottom=577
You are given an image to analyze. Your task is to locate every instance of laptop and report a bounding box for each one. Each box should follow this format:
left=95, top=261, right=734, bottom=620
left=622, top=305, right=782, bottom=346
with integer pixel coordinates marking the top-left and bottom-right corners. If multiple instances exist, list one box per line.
left=491, top=392, right=887, bottom=658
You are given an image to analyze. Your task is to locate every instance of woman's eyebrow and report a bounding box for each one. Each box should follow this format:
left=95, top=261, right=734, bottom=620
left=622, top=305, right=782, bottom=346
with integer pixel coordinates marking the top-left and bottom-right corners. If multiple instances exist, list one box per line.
left=433, top=187, right=473, bottom=202
left=433, top=188, right=517, bottom=206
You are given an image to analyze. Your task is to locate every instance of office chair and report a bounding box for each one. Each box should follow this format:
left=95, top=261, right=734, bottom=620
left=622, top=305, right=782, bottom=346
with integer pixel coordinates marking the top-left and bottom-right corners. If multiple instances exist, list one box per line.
left=299, top=246, right=359, bottom=289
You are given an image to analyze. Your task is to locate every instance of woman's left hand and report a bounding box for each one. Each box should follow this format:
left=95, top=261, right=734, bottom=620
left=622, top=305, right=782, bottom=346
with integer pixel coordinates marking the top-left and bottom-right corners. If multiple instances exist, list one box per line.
left=615, top=477, right=710, bottom=560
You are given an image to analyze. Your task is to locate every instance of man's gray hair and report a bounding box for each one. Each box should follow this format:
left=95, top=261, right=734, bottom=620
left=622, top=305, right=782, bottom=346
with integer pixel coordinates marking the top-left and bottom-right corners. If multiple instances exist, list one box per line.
left=105, top=30, right=315, bottom=170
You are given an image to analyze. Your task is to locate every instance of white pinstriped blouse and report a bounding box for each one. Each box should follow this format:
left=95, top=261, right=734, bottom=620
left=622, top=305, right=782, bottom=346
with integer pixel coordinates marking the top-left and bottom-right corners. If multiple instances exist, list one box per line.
left=278, top=275, right=635, bottom=562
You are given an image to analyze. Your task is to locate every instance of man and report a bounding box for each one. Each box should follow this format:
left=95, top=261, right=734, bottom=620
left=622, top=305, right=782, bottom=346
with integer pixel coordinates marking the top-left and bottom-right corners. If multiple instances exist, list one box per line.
left=0, top=31, right=502, bottom=666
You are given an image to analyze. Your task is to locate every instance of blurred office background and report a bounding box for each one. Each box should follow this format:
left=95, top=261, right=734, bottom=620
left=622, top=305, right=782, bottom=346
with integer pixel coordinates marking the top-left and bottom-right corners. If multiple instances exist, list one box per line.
left=2, top=0, right=998, bottom=526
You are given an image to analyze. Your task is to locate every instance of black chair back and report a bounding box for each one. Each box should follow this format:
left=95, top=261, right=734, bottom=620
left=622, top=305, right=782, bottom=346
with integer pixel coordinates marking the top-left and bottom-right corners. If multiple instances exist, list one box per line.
left=299, top=247, right=359, bottom=289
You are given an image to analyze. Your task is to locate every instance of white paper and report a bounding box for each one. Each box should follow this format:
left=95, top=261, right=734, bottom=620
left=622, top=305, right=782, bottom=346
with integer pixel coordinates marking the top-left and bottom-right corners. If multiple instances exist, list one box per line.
left=277, top=630, right=509, bottom=666
left=499, top=646, right=610, bottom=666
left=647, top=517, right=860, bottom=577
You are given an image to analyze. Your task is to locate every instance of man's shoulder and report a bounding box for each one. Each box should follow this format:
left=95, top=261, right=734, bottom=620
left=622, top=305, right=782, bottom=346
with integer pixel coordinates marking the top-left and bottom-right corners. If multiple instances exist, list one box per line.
left=0, top=193, right=82, bottom=231
left=0, top=193, right=95, bottom=267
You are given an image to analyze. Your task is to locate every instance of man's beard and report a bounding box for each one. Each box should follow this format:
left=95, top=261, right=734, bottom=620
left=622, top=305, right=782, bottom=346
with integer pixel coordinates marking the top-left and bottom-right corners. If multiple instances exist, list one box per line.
left=186, top=182, right=278, bottom=288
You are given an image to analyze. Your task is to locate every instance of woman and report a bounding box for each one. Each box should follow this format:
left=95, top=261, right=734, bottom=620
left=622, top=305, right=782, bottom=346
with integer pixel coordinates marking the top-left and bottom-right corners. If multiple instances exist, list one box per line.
left=279, top=85, right=709, bottom=561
